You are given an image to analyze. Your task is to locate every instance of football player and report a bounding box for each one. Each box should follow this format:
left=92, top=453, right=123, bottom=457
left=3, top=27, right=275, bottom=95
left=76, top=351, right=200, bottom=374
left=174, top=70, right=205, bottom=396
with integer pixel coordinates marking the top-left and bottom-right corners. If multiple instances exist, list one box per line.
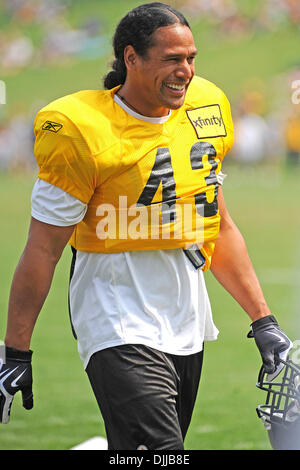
left=0, top=2, right=292, bottom=449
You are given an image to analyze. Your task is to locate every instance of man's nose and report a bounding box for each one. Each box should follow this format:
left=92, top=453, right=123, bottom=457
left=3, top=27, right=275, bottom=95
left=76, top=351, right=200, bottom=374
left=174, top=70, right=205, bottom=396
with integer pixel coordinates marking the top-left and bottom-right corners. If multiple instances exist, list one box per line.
left=175, top=60, right=194, bottom=80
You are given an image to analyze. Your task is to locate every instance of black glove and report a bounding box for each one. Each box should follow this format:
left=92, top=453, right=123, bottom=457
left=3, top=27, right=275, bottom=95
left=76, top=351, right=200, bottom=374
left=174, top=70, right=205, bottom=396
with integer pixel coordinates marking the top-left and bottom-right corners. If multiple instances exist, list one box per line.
left=247, top=315, right=292, bottom=374
left=0, top=346, right=33, bottom=424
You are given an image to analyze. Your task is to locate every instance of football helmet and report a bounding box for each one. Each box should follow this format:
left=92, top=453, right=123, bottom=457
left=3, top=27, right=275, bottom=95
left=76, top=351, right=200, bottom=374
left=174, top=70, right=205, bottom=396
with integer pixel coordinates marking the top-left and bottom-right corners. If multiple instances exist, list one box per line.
left=256, top=357, right=300, bottom=450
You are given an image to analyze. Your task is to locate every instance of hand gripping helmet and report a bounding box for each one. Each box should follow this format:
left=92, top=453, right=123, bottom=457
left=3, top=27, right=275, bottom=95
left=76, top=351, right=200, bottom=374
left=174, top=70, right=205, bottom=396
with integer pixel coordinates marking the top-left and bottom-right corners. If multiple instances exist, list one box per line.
left=256, top=357, right=300, bottom=450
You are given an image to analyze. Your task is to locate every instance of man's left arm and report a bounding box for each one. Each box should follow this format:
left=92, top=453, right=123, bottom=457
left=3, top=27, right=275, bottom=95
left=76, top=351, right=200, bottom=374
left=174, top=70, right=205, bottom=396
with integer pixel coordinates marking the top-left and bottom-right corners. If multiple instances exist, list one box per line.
left=210, top=187, right=292, bottom=373
left=211, top=187, right=270, bottom=321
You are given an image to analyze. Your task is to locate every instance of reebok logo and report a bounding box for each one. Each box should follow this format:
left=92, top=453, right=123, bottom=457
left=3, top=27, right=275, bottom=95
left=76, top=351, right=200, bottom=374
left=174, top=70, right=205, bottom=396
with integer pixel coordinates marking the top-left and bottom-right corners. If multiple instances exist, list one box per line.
left=42, top=120, right=63, bottom=133
left=186, top=104, right=226, bottom=139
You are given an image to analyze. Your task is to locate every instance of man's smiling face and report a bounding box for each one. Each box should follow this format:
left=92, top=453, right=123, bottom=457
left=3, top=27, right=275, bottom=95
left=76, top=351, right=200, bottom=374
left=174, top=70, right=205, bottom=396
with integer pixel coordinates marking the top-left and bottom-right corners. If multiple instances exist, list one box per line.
left=126, top=24, right=197, bottom=117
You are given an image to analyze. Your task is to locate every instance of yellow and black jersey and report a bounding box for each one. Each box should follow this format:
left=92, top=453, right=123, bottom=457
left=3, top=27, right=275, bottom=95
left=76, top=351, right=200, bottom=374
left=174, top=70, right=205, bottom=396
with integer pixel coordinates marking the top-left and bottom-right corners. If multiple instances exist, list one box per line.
left=33, top=75, right=234, bottom=270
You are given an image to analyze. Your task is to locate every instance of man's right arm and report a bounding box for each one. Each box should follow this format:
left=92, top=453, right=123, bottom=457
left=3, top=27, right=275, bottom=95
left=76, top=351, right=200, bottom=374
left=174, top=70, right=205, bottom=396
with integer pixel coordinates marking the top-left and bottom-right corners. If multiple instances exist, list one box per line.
left=5, top=217, right=75, bottom=351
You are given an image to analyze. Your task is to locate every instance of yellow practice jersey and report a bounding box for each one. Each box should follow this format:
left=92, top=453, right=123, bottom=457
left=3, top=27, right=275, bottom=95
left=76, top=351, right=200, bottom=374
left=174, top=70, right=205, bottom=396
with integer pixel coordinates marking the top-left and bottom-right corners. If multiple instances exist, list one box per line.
left=33, top=75, right=234, bottom=270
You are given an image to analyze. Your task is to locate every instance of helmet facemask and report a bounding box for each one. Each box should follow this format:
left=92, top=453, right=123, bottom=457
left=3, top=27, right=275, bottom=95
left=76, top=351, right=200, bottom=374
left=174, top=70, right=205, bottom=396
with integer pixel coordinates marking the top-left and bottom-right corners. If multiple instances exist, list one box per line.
left=256, top=358, right=300, bottom=450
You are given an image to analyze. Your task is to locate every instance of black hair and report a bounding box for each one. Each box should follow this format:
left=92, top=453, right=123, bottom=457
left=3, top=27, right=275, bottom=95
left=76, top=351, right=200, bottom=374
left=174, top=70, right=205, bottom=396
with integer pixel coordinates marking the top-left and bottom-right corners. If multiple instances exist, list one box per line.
left=103, top=2, right=190, bottom=89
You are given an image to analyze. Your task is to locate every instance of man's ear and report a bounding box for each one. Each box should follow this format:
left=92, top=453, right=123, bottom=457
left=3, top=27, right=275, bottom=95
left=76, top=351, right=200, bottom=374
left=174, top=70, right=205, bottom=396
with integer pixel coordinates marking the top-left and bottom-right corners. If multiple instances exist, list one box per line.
left=124, top=45, right=138, bottom=71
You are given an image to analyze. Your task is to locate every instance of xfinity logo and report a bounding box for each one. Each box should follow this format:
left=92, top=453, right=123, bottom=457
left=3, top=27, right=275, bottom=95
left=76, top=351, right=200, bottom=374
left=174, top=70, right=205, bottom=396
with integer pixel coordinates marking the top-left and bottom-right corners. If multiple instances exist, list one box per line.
left=0, top=80, right=6, bottom=104
left=192, top=115, right=223, bottom=129
left=186, top=104, right=227, bottom=139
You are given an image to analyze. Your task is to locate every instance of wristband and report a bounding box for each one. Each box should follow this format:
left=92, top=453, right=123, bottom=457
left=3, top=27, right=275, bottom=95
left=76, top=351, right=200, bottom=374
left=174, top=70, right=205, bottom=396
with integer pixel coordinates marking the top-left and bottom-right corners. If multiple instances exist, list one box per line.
left=5, top=346, right=33, bottom=362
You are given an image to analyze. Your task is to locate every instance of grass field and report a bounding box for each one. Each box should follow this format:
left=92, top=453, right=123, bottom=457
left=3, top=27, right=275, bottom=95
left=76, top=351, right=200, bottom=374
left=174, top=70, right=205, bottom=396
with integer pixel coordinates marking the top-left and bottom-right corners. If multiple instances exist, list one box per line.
left=0, top=163, right=299, bottom=450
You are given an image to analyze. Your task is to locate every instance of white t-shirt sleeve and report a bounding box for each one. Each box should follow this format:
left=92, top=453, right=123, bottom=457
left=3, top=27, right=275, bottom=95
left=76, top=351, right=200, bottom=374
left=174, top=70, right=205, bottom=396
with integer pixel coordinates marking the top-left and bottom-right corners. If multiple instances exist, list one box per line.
left=216, top=170, right=227, bottom=185
left=31, top=179, right=87, bottom=226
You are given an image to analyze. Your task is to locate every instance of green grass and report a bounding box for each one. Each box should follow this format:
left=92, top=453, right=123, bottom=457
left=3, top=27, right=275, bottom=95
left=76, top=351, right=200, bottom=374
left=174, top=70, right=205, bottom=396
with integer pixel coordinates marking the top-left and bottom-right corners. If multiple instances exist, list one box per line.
left=0, top=164, right=299, bottom=450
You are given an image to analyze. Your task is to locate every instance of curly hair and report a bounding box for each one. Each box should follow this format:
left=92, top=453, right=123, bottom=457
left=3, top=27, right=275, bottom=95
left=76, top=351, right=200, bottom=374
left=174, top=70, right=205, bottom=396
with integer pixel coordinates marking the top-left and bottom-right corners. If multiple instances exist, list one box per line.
left=103, top=2, right=190, bottom=89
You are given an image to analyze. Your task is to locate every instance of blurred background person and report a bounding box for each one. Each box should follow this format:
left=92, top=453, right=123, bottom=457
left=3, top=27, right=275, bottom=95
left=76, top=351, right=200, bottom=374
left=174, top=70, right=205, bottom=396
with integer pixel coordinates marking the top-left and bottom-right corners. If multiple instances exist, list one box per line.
left=284, top=108, right=300, bottom=167
left=232, top=89, right=270, bottom=165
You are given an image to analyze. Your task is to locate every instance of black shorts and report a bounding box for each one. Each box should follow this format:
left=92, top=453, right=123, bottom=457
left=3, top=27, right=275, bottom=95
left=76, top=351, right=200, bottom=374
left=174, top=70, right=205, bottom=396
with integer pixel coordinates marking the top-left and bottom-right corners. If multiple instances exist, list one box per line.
left=86, top=344, right=204, bottom=450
